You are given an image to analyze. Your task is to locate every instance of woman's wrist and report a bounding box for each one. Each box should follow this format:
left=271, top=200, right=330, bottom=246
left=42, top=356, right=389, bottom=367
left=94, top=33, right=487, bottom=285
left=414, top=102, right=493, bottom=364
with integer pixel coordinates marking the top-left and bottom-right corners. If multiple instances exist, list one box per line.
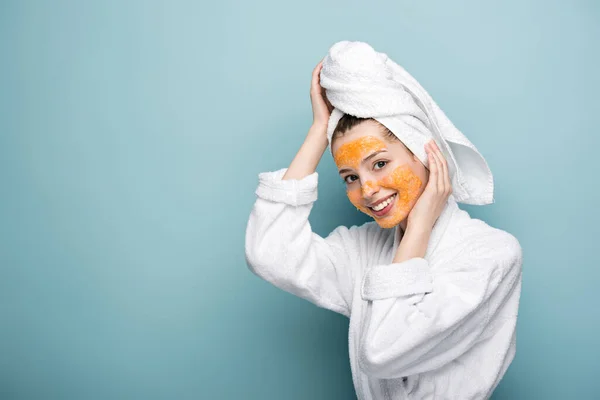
left=304, top=126, right=329, bottom=156
left=393, top=226, right=432, bottom=263
left=282, top=126, right=328, bottom=181
left=405, top=223, right=434, bottom=239
left=308, top=123, right=328, bottom=140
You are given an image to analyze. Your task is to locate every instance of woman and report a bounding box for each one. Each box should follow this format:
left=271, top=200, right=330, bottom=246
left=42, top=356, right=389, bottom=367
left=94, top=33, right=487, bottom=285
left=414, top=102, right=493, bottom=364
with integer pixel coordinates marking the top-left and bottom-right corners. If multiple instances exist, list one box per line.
left=245, top=43, right=523, bottom=400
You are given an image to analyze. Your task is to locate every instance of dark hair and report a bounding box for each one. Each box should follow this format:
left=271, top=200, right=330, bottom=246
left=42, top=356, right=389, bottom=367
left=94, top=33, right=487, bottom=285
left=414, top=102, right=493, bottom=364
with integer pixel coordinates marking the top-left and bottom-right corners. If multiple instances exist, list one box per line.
left=332, top=113, right=396, bottom=141
left=331, top=114, right=414, bottom=155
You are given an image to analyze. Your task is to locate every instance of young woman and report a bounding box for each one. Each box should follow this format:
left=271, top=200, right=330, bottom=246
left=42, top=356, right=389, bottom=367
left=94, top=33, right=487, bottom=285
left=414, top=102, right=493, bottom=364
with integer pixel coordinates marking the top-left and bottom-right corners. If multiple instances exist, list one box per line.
left=245, top=55, right=523, bottom=399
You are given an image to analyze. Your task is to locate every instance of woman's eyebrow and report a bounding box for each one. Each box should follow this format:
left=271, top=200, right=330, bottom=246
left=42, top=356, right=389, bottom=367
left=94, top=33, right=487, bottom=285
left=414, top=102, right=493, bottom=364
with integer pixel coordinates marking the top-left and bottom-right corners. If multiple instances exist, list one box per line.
left=338, top=149, right=388, bottom=175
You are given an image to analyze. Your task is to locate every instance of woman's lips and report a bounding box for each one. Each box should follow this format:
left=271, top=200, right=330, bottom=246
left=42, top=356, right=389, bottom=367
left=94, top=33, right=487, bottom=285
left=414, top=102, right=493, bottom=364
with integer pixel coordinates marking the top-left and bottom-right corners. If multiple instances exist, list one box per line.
left=369, top=193, right=397, bottom=217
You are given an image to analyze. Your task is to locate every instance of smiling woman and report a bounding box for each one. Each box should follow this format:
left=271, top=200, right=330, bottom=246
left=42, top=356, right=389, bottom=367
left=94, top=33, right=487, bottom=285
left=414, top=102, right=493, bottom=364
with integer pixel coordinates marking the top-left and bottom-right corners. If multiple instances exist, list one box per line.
left=331, top=116, right=429, bottom=229
left=244, top=41, right=523, bottom=400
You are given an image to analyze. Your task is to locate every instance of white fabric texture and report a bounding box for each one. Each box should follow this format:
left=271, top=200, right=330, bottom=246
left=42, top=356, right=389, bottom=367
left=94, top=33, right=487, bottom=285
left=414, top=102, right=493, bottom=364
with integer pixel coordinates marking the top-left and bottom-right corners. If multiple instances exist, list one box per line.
left=245, top=168, right=523, bottom=400
left=320, top=40, right=494, bottom=205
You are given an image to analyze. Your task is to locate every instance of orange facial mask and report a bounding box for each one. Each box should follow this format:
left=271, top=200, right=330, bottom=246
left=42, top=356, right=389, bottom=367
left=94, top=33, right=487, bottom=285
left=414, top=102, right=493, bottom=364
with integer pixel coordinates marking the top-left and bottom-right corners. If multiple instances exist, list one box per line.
left=334, top=136, right=423, bottom=229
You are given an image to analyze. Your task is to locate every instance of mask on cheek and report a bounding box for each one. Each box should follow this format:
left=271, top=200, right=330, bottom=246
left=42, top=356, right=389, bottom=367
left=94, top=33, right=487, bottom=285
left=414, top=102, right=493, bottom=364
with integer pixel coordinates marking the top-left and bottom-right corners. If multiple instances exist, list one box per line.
left=347, top=164, right=423, bottom=229
left=334, top=135, right=423, bottom=229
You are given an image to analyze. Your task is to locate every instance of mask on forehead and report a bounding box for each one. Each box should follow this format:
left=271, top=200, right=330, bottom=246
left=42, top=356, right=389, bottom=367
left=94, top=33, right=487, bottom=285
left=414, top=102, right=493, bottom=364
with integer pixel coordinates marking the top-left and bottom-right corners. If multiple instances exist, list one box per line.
left=334, top=135, right=423, bottom=229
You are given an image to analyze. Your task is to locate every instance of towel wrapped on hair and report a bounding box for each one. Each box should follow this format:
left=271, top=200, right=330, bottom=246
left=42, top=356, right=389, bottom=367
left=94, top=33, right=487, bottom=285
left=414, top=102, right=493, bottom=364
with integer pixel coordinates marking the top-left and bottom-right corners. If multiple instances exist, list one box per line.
left=320, top=40, right=494, bottom=205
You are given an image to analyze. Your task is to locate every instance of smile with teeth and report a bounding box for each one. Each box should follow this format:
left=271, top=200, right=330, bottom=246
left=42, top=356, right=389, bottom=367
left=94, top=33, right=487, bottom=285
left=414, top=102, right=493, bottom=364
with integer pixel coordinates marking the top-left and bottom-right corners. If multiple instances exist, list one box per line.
left=369, top=193, right=397, bottom=212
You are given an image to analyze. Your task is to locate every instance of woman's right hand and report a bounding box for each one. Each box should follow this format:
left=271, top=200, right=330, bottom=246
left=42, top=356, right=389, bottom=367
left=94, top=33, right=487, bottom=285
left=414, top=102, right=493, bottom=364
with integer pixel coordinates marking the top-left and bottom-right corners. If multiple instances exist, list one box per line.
left=283, top=59, right=332, bottom=181
left=310, top=59, right=334, bottom=129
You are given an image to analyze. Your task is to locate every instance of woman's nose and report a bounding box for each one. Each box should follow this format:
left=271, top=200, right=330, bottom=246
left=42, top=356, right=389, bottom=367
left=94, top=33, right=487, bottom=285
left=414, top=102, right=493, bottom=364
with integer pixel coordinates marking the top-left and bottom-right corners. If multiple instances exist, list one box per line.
left=362, top=180, right=379, bottom=197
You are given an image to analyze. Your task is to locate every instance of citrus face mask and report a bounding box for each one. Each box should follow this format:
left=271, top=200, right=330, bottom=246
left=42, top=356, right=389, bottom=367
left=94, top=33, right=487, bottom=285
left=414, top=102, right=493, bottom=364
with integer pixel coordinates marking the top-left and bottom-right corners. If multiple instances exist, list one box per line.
left=334, top=136, right=423, bottom=229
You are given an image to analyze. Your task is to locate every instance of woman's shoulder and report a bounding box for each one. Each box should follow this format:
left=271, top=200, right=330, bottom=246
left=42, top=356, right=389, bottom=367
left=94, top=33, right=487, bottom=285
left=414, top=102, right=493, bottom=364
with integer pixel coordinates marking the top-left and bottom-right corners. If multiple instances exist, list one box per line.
left=328, top=220, right=395, bottom=260
left=445, top=207, right=522, bottom=262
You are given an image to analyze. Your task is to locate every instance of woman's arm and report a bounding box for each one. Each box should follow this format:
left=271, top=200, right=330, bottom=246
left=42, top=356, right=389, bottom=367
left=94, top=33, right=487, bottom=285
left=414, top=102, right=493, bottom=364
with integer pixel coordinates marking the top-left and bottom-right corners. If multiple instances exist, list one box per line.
left=282, top=124, right=329, bottom=180
left=357, top=140, right=523, bottom=379
left=283, top=58, right=333, bottom=181
left=245, top=126, right=352, bottom=315
left=358, top=230, right=523, bottom=378
left=244, top=161, right=357, bottom=317
left=244, top=60, right=357, bottom=316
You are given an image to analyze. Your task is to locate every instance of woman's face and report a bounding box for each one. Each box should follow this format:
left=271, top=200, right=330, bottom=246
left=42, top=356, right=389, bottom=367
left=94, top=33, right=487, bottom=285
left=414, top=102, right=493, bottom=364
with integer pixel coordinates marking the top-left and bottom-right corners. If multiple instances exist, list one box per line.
left=332, top=120, right=429, bottom=229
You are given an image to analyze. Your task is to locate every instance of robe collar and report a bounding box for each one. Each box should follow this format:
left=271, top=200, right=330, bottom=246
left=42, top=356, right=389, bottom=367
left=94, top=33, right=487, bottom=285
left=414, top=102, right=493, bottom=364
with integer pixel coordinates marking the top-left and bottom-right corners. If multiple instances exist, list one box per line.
left=391, top=194, right=459, bottom=262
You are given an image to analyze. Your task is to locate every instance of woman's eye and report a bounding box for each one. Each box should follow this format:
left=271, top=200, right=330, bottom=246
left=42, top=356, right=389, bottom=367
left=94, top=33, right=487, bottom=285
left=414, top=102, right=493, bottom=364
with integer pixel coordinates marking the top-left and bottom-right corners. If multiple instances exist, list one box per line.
left=374, top=160, right=388, bottom=170
left=344, top=175, right=358, bottom=184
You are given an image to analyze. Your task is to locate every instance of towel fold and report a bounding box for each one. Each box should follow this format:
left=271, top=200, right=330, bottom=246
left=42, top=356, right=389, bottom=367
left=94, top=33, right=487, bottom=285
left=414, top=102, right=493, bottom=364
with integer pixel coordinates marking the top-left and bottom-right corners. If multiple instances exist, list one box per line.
left=320, top=40, right=494, bottom=205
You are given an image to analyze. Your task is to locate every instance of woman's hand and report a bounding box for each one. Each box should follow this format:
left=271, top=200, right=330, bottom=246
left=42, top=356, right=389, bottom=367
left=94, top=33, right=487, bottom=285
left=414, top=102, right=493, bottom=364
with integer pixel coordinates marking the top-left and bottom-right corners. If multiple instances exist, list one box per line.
left=406, top=140, right=453, bottom=233
left=310, top=59, right=334, bottom=129
left=282, top=60, right=332, bottom=181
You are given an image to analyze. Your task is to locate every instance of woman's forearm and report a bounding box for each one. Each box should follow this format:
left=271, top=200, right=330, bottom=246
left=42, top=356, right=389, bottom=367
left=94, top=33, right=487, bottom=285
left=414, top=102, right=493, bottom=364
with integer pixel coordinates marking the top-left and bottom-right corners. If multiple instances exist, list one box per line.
left=393, top=227, right=431, bottom=263
left=282, top=124, right=329, bottom=181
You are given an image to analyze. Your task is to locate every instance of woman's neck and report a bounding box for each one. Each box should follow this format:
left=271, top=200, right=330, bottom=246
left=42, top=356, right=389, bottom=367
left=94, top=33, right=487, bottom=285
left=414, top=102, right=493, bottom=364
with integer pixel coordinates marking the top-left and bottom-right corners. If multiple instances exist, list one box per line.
left=399, top=219, right=408, bottom=235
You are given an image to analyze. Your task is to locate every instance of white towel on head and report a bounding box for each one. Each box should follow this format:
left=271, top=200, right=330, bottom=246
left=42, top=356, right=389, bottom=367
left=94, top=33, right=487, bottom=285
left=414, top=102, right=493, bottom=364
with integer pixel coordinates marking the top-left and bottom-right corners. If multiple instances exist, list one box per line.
left=320, top=40, right=494, bottom=205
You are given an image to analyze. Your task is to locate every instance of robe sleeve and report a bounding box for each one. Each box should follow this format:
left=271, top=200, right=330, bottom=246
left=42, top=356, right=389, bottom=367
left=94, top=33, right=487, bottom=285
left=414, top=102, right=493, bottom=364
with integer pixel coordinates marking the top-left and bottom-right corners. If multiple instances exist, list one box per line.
left=244, top=168, right=357, bottom=318
left=357, top=231, right=523, bottom=379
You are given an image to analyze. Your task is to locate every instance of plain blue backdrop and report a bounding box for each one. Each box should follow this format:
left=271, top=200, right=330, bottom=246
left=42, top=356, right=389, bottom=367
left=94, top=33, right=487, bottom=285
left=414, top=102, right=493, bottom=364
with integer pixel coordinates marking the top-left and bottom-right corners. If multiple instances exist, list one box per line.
left=1, top=1, right=598, bottom=399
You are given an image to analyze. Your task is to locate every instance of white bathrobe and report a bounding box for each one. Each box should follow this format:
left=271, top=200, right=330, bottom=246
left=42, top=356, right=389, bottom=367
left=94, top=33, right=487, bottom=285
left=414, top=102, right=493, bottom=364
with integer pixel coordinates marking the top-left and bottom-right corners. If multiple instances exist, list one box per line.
left=244, top=168, right=523, bottom=400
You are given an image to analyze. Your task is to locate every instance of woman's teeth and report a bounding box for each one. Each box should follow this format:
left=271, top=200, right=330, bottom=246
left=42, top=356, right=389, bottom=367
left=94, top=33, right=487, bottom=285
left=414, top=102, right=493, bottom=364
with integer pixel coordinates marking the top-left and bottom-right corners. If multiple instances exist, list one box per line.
left=371, top=194, right=396, bottom=211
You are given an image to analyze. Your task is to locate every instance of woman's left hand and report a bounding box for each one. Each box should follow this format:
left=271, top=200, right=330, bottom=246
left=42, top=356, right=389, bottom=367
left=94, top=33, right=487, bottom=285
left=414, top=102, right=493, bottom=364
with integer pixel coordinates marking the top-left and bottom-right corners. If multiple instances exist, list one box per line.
left=406, top=140, right=453, bottom=233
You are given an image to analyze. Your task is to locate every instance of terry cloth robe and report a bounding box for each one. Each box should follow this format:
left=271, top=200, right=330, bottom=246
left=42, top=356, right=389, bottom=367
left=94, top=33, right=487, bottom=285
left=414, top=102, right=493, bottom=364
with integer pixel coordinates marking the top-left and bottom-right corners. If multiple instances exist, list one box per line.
left=244, top=168, right=523, bottom=400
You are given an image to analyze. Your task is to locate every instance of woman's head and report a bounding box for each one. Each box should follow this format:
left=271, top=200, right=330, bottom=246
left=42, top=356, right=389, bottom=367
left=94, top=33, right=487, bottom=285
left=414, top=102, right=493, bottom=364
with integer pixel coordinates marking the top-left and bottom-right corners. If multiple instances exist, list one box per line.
left=331, top=114, right=429, bottom=229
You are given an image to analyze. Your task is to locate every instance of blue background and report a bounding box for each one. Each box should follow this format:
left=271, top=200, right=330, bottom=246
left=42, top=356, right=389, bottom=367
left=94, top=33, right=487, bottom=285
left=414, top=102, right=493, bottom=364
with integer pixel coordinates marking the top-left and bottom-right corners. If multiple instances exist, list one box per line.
left=1, top=1, right=598, bottom=399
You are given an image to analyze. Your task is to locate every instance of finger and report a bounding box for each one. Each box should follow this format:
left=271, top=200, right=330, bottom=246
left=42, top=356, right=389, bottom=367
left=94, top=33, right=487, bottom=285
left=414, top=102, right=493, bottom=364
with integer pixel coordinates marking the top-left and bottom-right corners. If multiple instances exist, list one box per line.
left=315, top=59, right=325, bottom=76
left=440, top=150, right=451, bottom=194
left=425, top=142, right=438, bottom=191
left=315, top=58, right=323, bottom=71
left=313, top=65, right=326, bottom=96
left=430, top=144, right=444, bottom=193
left=311, top=62, right=322, bottom=86
left=431, top=140, right=450, bottom=193
left=426, top=142, right=438, bottom=190
left=311, top=65, right=319, bottom=88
